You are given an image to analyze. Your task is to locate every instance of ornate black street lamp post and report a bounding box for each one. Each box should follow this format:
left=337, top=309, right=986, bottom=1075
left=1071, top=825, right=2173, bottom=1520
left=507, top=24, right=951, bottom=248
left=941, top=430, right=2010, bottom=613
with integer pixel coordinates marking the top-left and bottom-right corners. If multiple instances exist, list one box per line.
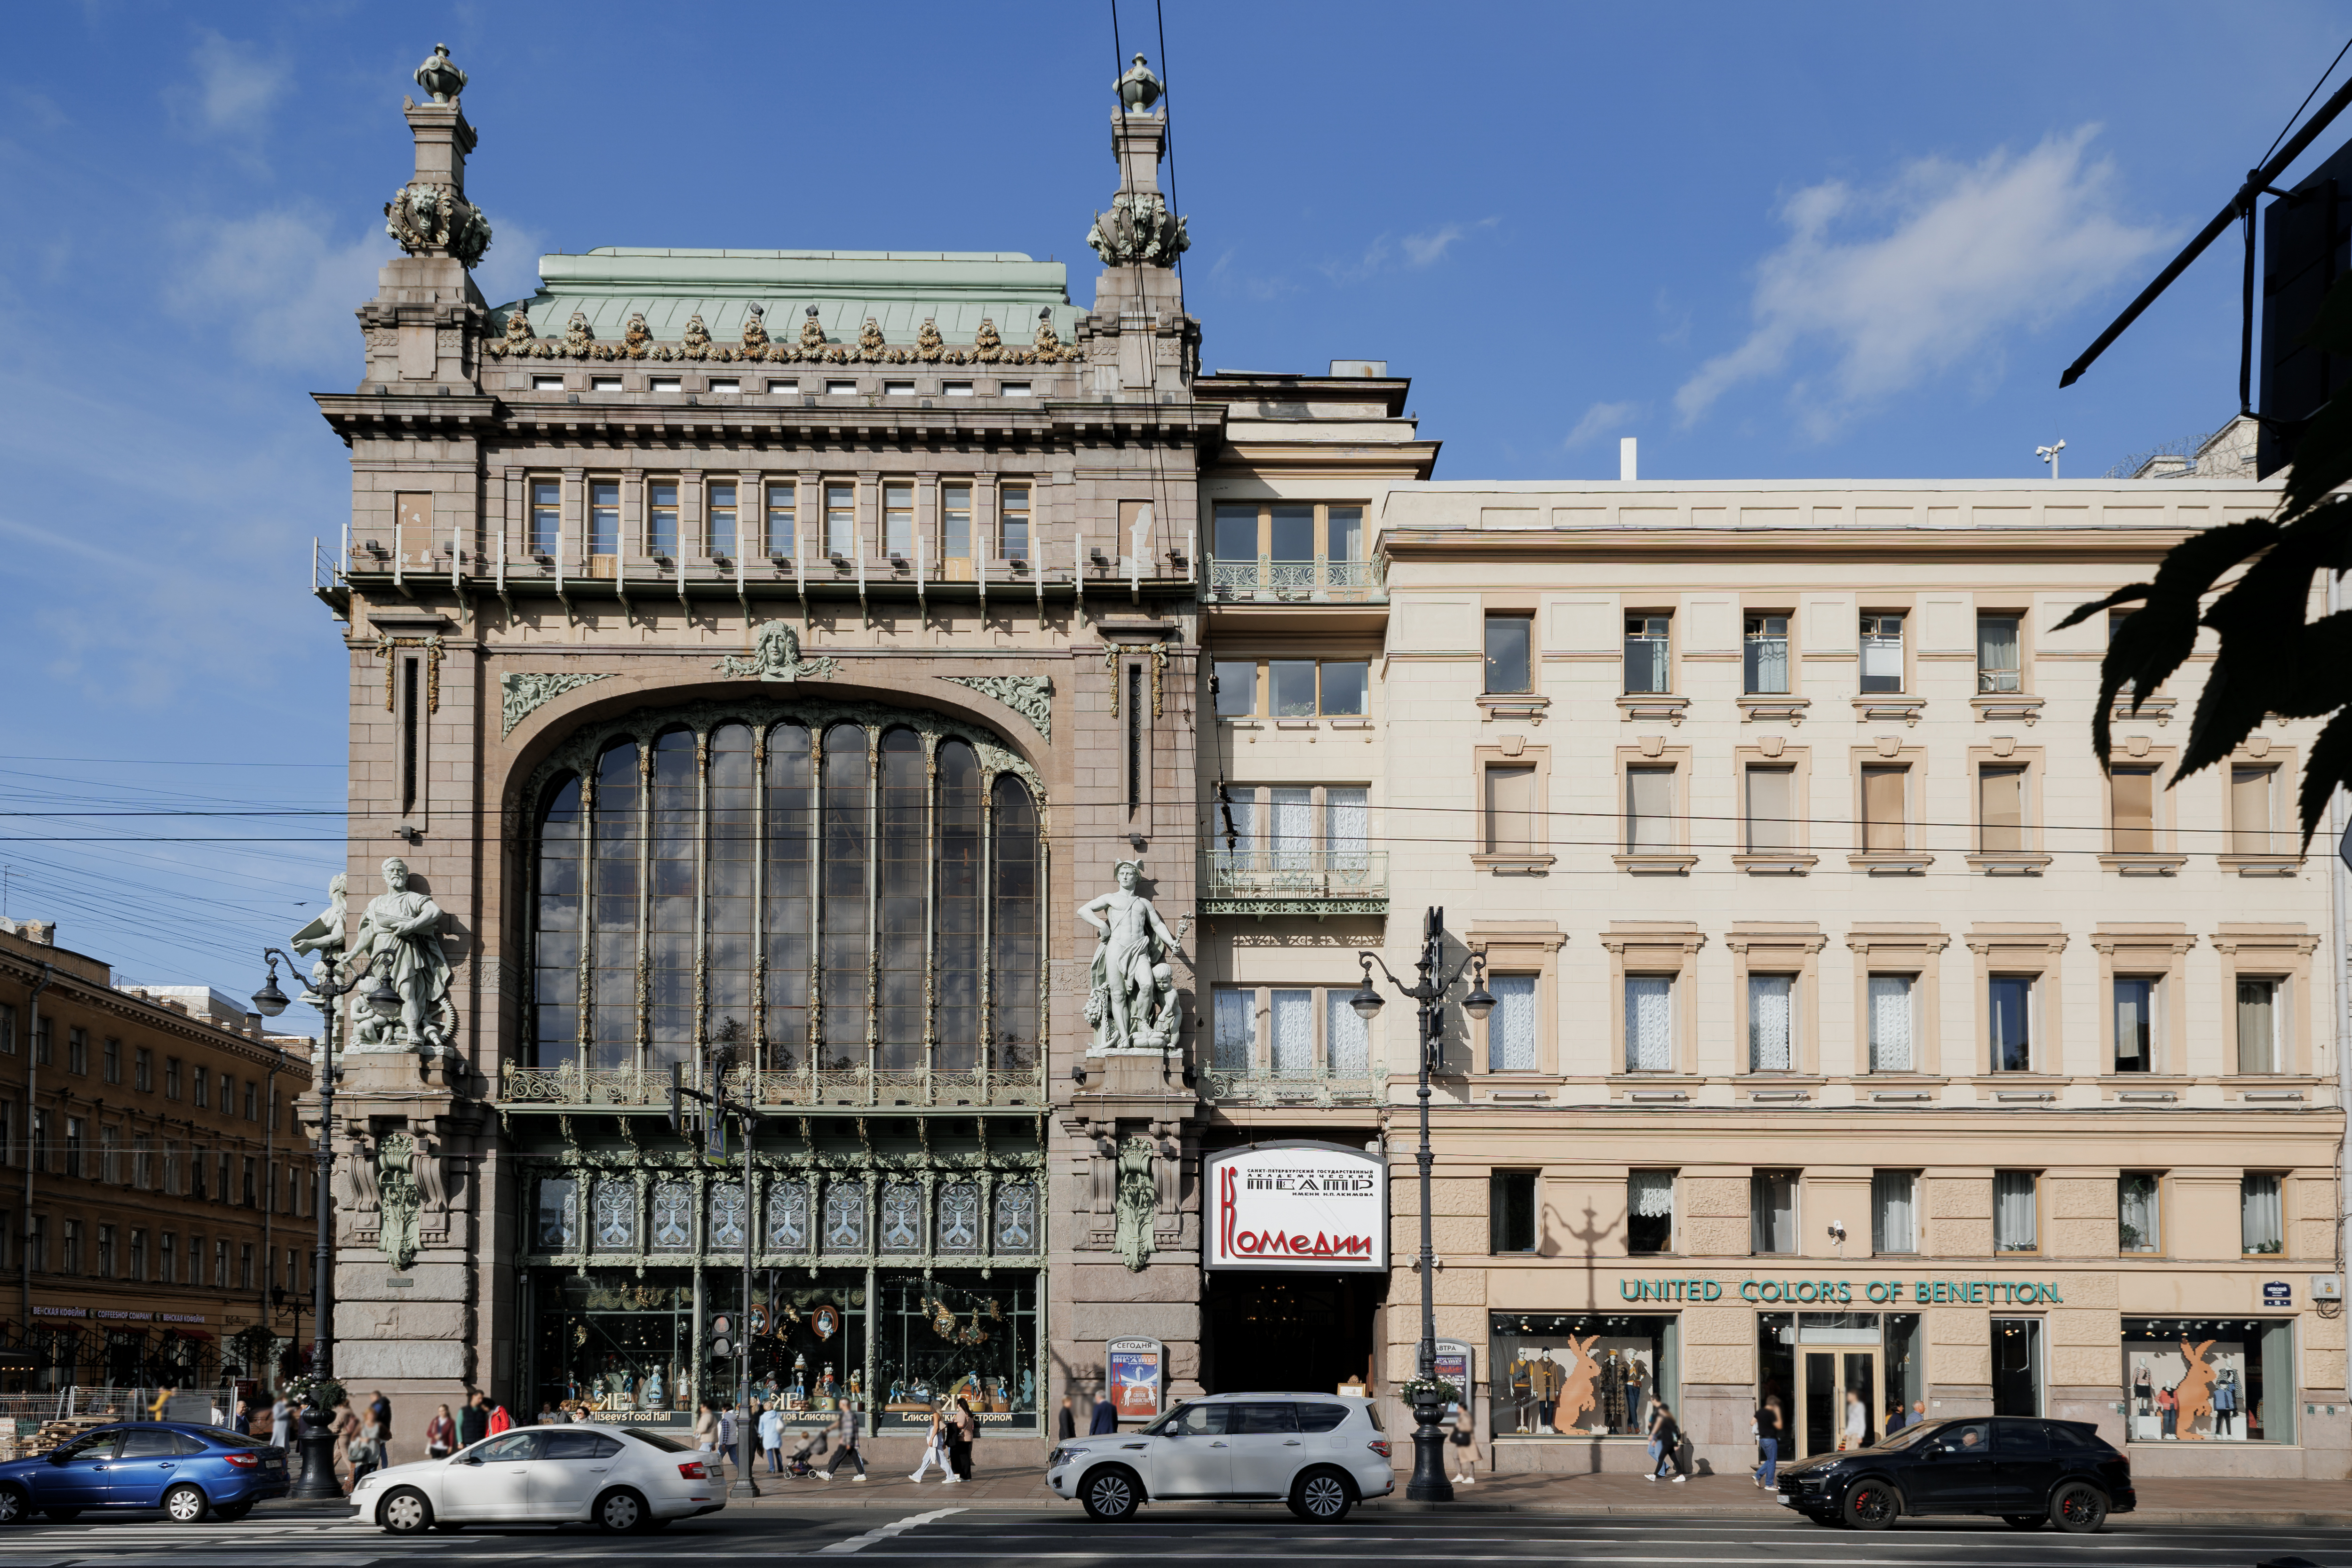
left=252, top=945, right=396, bottom=1500
left=1350, top=908, right=1492, bottom=1506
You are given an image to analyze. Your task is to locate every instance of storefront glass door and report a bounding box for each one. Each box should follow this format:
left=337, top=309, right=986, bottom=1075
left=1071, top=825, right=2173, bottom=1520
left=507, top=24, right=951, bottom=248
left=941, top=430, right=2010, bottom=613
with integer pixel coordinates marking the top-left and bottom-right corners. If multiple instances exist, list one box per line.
left=1799, top=1348, right=1879, bottom=1456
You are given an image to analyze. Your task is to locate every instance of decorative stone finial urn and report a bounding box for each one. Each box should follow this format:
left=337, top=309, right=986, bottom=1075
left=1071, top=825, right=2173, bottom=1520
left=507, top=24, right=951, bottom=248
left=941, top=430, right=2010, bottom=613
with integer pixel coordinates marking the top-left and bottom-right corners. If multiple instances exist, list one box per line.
left=414, top=42, right=467, bottom=103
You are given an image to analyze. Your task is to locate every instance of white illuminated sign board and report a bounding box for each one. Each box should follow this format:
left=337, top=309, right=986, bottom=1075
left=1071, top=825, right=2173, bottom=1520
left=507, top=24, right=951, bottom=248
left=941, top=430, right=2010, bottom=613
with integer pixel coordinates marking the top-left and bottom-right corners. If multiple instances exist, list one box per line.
left=1204, top=1141, right=1388, bottom=1272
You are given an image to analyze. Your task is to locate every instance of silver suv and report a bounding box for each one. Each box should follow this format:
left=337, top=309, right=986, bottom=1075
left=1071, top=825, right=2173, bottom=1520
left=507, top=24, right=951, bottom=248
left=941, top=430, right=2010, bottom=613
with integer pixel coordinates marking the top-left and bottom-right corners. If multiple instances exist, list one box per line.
left=1047, top=1393, right=1394, bottom=1522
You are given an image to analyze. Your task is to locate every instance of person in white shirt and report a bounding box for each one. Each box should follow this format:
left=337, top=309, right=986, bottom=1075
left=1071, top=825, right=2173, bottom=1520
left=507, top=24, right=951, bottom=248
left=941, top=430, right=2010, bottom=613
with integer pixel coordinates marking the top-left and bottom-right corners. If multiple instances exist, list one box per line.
left=908, top=1406, right=948, bottom=1483
left=269, top=1394, right=293, bottom=1452
left=759, top=1403, right=785, bottom=1474
left=1841, top=1388, right=1868, bottom=1450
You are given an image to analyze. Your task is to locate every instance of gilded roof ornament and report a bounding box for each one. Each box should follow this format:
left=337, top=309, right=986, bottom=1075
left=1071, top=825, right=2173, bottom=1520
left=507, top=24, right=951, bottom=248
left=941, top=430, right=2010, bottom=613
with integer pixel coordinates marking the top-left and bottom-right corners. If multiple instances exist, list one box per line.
left=413, top=42, right=467, bottom=105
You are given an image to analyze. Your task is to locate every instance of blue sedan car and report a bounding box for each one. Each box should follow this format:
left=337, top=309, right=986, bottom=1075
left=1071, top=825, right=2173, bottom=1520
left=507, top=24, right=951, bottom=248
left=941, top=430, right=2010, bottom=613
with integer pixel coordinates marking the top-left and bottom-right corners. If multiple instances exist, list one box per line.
left=0, top=1422, right=290, bottom=1524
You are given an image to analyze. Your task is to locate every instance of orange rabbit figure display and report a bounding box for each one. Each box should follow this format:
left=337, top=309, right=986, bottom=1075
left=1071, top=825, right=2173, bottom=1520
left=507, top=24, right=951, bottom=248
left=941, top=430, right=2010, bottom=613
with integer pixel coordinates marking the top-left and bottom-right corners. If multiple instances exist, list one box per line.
left=1552, top=1334, right=1603, bottom=1435
left=2172, top=1337, right=2218, bottom=1441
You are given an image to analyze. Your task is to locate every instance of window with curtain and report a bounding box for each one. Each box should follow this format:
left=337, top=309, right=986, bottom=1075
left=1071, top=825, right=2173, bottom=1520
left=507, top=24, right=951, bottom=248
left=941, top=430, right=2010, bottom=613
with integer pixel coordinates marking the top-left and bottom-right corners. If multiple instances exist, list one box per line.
left=882, top=482, right=912, bottom=558
left=2230, top=765, right=2278, bottom=855
left=1867, top=974, right=1915, bottom=1072
left=1269, top=788, right=1312, bottom=872
left=1994, top=1172, right=2039, bottom=1252
left=940, top=483, right=972, bottom=563
left=1488, top=975, right=1538, bottom=1072
left=1871, top=1170, right=1916, bottom=1254
left=2118, top=1173, right=2160, bottom=1253
left=1625, top=976, right=1673, bottom=1072
left=2113, top=977, right=2154, bottom=1073
left=1484, top=763, right=1537, bottom=855
left=1859, top=613, right=1904, bottom=692
left=530, top=708, right=1044, bottom=1082
left=1626, top=766, right=1676, bottom=853
left=1978, top=765, right=2027, bottom=852
left=824, top=482, right=856, bottom=557
left=1750, top=1171, right=1797, bottom=1255
left=531, top=478, right=562, bottom=555
left=1745, top=766, right=1795, bottom=853
left=1212, top=987, right=1255, bottom=1075
left=1989, top=975, right=2034, bottom=1072
left=1624, top=615, right=1670, bottom=693
left=2241, top=1173, right=2284, bottom=1255
left=1976, top=614, right=2021, bottom=692
left=1861, top=766, right=1907, bottom=852
left=589, top=480, right=620, bottom=560
left=1628, top=1171, right=1675, bottom=1254
left=2236, top=979, right=2281, bottom=1073
left=1748, top=975, right=1793, bottom=1072
left=707, top=482, right=738, bottom=558
left=2110, top=766, right=2156, bottom=853
left=1327, top=788, right=1368, bottom=872
left=765, top=481, right=796, bottom=556
left=648, top=481, right=680, bottom=557
left=1269, top=989, right=1314, bottom=1077
left=1743, top=614, right=1789, bottom=694
left=1325, top=991, right=1369, bottom=1077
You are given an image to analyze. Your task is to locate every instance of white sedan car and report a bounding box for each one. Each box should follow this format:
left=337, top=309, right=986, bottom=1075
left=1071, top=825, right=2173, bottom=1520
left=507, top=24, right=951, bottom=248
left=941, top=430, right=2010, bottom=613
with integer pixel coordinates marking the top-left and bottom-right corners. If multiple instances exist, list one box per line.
left=351, top=1425, right=726, bottom=1533
left=1048, top=1393, right=1394, bottom=1522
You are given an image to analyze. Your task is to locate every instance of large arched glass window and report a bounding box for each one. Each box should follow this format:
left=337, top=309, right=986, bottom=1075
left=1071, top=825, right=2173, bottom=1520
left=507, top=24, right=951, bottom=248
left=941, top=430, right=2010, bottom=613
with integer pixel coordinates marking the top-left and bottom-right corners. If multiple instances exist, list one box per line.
left=528, top=707, right=1045, bottom=1097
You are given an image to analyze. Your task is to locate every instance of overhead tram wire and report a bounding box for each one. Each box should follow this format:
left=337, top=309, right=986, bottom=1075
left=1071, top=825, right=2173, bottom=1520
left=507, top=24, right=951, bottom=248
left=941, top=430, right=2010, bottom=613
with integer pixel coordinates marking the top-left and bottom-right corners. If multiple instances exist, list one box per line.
left=1156, top=0, right=1184, bottom=299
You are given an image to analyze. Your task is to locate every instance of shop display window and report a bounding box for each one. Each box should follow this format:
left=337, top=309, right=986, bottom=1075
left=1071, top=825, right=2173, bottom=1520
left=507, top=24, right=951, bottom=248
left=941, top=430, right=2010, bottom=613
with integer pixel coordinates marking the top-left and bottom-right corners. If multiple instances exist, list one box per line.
left=1487, top=1312, right=1676, bottom=1440
left=876, top=1271, right=1039, bottom=1431
left=2123, top=1317, right=2294, bottom=1444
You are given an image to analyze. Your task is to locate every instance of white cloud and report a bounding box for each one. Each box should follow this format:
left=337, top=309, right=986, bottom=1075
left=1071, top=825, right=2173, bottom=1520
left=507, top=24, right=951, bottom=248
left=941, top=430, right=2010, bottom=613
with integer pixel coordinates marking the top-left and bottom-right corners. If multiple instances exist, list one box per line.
left=472, top=217, right=549, bottom=312
left=1566, top=400, right=1639, bottom=447
left=1401, top=224, right=1465, bottom=268
left=165, top=208, right=387, bottom=372
left=1674, top=127, right=2166, bottom=437
left=183, top=28, right=288, bottom=137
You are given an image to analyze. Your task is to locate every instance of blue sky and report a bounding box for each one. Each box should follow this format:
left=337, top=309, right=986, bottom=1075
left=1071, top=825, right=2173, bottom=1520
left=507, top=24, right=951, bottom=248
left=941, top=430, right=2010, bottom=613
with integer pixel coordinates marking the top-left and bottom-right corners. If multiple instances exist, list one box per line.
left=3, top=0, right=2350, bottom=1006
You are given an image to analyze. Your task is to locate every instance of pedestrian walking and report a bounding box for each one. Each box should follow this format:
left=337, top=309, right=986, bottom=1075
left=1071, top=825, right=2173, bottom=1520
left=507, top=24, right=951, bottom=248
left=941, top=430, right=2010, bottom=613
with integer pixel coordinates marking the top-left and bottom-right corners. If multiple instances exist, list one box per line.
left=908, top=1406, right=949, bottom=1482
left=760, top=1402, right=785, bottom=1474
left=819, top=1400, right=866, bottom=1482
left=1840, top=1387, right=1868, bottom=1450
left=487, top=1399, right=513, bottom=1436
left=1752, top=1395, right=1782, bottom=1489
left=458, top=1393, right=489, bottom=1448
left=1645, top=1400, right=1685, bottom=1482
left=369, top=1390, right=392, bottom=1443
left=718, top=1403, right=739, bottom=1478
left=1057, top=1395, right=1076, bottom=1441
left=426, top=1403, right=456, bottom=1459
left=948, top=1397, right=977, bottom=1481
left=694, top=1398, right=721, bottom=1462
left=1089, top=1392, right=1117, bottom=1435
left=1446, top=1404, right=1480, bottom=1485
left=332, top=1400, right=361, bottom=1487
left=1883, top=1399, right=1907, bottom=1437
left=269, top=1391, right=293, bottom=1452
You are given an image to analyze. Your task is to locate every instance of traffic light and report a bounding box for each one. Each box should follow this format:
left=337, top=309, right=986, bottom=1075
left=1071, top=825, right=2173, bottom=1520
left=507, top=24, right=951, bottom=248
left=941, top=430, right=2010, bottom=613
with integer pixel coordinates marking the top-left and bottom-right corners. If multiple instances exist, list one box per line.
left=708, top=1313, right=736, bottom=1362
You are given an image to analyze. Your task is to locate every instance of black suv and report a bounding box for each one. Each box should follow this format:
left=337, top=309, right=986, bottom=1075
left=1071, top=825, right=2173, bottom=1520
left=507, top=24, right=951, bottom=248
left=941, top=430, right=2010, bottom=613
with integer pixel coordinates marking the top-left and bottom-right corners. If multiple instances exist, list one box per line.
left=1776, top=1416, right=2134, bottom=1533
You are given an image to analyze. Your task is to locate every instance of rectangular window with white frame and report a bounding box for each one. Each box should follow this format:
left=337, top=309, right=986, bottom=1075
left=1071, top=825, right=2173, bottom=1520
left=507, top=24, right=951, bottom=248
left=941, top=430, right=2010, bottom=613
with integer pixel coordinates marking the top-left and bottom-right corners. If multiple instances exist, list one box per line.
left=1743, top=613, right=1790, bottom=694
left=2113, top=976, right=2156, bottom=1073
left=706, top=481, right=738, bottom=558
left=883, top=482, right=913, bottom=558
left=1624, top=614, right=1671, bottom=693
left=1747, top=974, right=1794, bottom=1072
left=1860, top=613, right=1905, bottom=693
left=824, top=483, right=856, bottom=557
left=1750, top=1170, right=1797, bottom=1255
left=1988, top=974, right=2035, bottom=1072
left=530, top=478, right=561, bottom=555
left=646, top=480, right=679, bottom=558
left=1994, top=1171, right=2039, bottom=1252
left=2118, top=1172, right=2161, bottom=1254
left=999, top=484, right=1031, bottom=562
left=2235, top=978, right=2283, bottom=1073
left=2229, top=765, right=2281, bottom=857
left=1624, top=974, right=1674, bottom=1072
left=1871, top=1170, right=1917, bottom=1255
left=1977, top=613, right=2022, bottom=692
left=1627, top=1171, right=1675, bottom=1255
left=2240, top=1172, right=2284, bottom=1255
left=1867, top=973, right=1916, bottom=1072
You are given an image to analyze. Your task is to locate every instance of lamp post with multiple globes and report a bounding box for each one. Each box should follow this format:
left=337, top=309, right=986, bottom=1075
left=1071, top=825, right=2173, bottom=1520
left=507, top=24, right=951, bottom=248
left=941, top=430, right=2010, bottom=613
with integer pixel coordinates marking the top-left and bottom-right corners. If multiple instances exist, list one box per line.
left=1349, top=908, right=1493, bottom=1505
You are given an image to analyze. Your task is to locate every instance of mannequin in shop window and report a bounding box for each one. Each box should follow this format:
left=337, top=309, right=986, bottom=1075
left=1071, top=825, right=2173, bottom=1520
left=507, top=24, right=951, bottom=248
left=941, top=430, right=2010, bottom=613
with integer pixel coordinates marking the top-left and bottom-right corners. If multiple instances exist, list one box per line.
left=2213, top=1369, right=2238, bottom=1437
left=2133, top=1364, right=2152, bottom=1418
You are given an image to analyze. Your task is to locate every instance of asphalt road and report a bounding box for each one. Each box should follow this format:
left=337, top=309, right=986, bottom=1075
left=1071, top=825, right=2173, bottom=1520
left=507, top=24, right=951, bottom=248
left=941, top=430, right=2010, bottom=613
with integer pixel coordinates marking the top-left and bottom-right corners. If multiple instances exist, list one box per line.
left=0, top=1505, right=2341, bottom=1567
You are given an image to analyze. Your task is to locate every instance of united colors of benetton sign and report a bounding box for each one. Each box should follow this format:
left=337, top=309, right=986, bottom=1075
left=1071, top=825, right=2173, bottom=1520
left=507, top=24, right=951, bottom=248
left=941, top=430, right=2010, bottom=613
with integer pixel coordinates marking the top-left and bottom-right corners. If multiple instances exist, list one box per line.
left=1205, top=1142, right=1387, bottom=1272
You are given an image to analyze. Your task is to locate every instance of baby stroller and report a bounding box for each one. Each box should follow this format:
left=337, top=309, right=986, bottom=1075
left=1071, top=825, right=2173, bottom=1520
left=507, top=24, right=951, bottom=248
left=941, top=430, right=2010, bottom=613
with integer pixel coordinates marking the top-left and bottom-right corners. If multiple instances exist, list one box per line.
left=784, top=1430, right=826, bottom=1479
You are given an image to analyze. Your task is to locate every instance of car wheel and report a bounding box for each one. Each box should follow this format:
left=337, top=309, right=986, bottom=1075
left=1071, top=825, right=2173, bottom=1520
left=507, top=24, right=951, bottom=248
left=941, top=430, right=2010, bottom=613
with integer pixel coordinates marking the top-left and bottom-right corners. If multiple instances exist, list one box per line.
left=2050, top=1481, right=2108, bottom=1534
left=43, top=1510, right=79, bottom=1523
left=0, top=1488, right=26, bottom=1527
left=1839, top=1479, right=1898, bottom=1530
left=164, top=1485, right=209, bottom=1525
left=1288, top=1468, right=1353, bottom=1524
left=1079, top=1466, right=1141, bottom=1522
left=2003, top=1515, right=2046, bottom=1530
left=594, top=1487, right=652, bottom=1534
left=211, top=1503, right=252, bottom=1523
left=379, top=1488, right=434, bottom=1535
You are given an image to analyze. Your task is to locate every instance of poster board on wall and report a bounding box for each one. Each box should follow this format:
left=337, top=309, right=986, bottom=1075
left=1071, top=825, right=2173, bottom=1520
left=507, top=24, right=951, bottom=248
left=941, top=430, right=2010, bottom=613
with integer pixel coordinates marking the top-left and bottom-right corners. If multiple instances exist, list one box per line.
left=1107, top=1336, right=1165, bottom=1421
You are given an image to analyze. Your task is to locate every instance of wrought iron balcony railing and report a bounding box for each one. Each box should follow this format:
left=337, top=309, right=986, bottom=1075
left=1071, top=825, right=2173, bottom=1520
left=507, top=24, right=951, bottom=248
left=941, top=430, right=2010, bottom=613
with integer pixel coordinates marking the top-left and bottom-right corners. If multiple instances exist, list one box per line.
left=500, top=1062, right=1046, bottom=1110
left=1203, top=557, right=1384, bottom=604
left=1205, top=1069, right=1383, bottom=1107
left=1201, top=845, right=1387, bottom=916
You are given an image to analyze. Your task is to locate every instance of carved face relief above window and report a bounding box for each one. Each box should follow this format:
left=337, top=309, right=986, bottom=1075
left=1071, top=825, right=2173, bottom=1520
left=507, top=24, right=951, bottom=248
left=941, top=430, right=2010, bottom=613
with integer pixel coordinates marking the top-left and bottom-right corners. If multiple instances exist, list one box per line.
left=993, top=1181, right=1039, bottom=1254
left=537, top=1177, right=579, bottom=1252
left=591, top=1181, right=637, bottom=1252
left=822, top=1180, right=867, bottom=1254
left=937, top=1181, right=980, bottom=1252
left=708, top=1182, right=747, bottom=1251
left=767, top=1179, right=810, bottom=1251
left=650, top=1180, right=694, bottom=1252
left=526, top=703, right=1044, bottom=1082
left=880, top=1180, right=924, bottom=1254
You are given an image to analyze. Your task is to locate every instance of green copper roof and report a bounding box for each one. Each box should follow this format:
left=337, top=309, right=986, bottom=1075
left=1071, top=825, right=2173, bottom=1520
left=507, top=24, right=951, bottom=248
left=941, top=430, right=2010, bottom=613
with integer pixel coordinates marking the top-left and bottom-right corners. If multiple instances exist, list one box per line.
left=493, top=247, right=1079, bottom=344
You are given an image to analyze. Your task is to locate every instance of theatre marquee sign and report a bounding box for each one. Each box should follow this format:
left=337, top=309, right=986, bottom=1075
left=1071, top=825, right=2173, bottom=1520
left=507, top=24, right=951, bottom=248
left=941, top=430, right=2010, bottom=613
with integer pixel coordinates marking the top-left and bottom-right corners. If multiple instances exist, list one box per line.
left=1205, top=1142, right=1387, bottom=1272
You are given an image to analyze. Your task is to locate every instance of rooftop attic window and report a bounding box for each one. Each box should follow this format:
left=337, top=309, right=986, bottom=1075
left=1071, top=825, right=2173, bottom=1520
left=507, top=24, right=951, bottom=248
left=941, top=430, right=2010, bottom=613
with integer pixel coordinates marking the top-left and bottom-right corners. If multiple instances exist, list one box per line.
left=650, top=376, right=682, bottom=394
left=707, top=378, right=739, bottom=395
left=943, top=382, right=975, bottom=398
left=590, top=376, right=621, bottom=393
left=767, top=380, right=798, bottom=396
left=826, top=380, right=858, bottom=396
left=884, top=381, right=915, bottom=397
left=1001, top=382, right=1033, bottom=397
left=531, top=375, right=564, bottom=391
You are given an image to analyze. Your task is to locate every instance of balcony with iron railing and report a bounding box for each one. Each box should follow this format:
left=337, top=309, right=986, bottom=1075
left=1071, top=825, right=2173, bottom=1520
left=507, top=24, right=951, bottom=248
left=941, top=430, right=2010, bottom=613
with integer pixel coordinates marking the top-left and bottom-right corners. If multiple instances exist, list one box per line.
left=1204, top=1064, right=1383, bottom=1108
left=1202, top=556, right=1384, bottom=605
left=499, top=1059, right=1046, bottom=1112
left=1200, top=843, right=1387, bottom=918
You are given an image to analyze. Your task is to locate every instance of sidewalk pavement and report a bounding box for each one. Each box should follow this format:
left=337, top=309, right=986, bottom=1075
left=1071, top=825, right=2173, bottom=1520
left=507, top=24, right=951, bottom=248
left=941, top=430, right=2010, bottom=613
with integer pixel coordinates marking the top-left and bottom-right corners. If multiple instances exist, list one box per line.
left=536, top=1461, right=2351, bottom=1525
